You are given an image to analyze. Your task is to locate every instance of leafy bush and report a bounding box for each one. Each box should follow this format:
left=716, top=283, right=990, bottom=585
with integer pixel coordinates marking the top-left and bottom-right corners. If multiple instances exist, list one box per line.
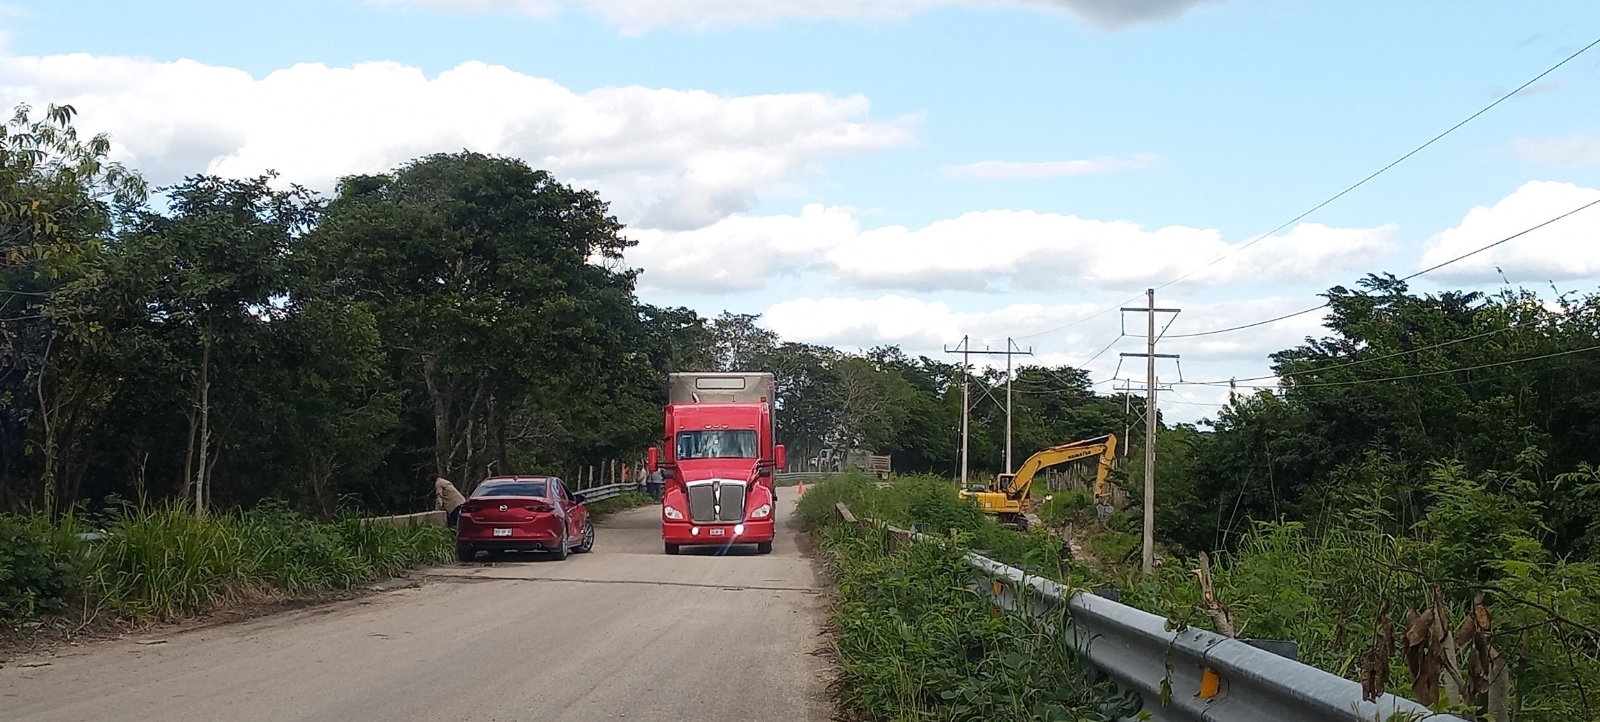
left=0, top=513, right=77, bottom=622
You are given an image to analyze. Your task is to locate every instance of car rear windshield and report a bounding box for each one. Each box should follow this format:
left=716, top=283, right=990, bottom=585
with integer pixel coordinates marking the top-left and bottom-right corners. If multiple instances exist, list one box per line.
left=473, top=481, right=548, bottom=498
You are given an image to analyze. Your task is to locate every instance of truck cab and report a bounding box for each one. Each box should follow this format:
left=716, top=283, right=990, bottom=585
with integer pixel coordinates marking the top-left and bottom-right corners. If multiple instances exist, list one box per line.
left=650, top=372, right=784, bottom=555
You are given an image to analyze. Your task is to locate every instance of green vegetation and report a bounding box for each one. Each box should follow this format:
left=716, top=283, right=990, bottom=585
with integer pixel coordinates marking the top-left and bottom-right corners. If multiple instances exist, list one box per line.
left=814, top=507, right=1136, bottom=721
left=584, top=490, right=655, bottom=517
left=803, top=470, right=1600, bottom=721
left=0, top=103, right=1118, bottom=521
left=1, top=504, right=451, bottom=624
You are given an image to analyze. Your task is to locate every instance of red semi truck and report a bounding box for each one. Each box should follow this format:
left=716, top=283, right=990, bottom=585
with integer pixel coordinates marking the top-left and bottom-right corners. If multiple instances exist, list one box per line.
left=647, top=372, right=785, bottom=555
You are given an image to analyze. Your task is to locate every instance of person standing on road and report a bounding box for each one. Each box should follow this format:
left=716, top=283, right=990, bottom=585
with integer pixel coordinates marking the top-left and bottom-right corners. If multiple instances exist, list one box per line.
left=646, top=467, right=664, bottom=501
left=435, top=476, right=467, bottom=529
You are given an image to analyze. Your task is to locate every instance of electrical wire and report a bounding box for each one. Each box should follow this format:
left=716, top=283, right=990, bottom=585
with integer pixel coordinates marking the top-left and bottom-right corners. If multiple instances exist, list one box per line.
left=1154, top=34, right=1600, bottom=292
left=1164, top=197, right=1600, bottom=339
left=1081, top=334, right=1127, bottom=366
left=998, top=35, right=1600, bottom=345
left=1178, top=321, right=1532, bottom=385
left=1013, top=293, right=1145, bottom=341
left=1214, top=342, right=1600, bottom=390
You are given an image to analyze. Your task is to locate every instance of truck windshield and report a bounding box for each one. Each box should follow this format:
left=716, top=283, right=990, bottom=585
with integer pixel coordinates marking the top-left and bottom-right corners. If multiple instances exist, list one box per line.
left=677, top=430, right=758, bottom=459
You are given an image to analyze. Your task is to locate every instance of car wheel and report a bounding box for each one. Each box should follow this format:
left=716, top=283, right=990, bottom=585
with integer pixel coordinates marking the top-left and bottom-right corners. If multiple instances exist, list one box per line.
left=664, top=543, right=680, bottom=555
left=549, top=530, right=569, bottom=561
left=756, top=541, right=773, bottom=555
left=574, top=520, right=595, bottom=553
left=456, top=542, right=475, bottom=563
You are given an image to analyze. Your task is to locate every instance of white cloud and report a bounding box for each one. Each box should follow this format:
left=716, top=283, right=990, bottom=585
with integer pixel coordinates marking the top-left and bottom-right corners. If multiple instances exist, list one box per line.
left=630, top=204, right=860, bottom=291
left=633, top=204, right=1396, bottom=293
left=1417, top=180, right=1600, bottom=282
left=761, top=294, right=1326, bottom=362
left=943, top=153, right=1159, bottom=179
left=0, top=53, right=914, bottom=229
left=1510, top=130, right=1600, bottom=168
left=379, top=0, right=1220, bottom=34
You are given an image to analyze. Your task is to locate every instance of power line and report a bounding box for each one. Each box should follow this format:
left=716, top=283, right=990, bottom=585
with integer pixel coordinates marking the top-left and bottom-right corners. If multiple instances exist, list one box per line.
left=1005, top=36, right=1600, bottom=345
left=1166, top=303, right=1328, bottom=339
left=1165, top=198, right=1600, bottom=339
left=1013, top=294, right=1144, bottom=340
left=1155, top=34, right=1600, bottom=292
left=1181, top=321, right=1532, bottom=385
left=1206, top=342, right=1600, bottom=390
left=1406, top=197, right=1600, bottom=280
left=1081, top=334, right=1126, bottom=366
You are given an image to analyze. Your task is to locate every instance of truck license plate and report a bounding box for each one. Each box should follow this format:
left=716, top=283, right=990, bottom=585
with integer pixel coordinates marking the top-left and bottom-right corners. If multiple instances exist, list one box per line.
left=709, top=528, right=725, bottom=536
left=493, top=528, right=512, bottom=537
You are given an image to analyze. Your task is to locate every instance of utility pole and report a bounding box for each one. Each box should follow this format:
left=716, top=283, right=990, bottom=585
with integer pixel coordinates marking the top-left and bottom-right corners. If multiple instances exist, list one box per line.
left=1120, top=289, right=1180, bottom=576
left=947, top=336, right=971, bottom=487
left=1002, top=338, right=1031, bottom=473
left=1005, top=338, right=1014, bottom=474
left=945, top=338, right=1032, bottom=484
left=1118, top=379, right=1136, bottom=458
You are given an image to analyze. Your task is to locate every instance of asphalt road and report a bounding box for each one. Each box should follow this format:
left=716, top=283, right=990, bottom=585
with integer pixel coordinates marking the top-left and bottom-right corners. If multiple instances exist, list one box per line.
left=0, top=494, right=831, bottom=722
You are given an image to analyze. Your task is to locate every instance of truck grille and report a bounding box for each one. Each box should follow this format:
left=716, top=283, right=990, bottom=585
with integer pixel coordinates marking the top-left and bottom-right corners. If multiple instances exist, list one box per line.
left=686, top=481, right=746, bottom=523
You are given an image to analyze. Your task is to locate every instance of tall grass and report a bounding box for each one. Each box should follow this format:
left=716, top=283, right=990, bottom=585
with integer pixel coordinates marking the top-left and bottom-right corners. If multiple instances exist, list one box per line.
left=819, top=522, right=1136, bottom=721
left=798, top=473, right=1087, bottom=585
left=1, top=504, right=453, bottom=624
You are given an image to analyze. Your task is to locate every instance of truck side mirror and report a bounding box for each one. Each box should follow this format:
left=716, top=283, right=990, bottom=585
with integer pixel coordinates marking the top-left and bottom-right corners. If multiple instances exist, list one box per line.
left=647, top=447, right=658, bottom=472
left=775, top=444, right=786, bottom=470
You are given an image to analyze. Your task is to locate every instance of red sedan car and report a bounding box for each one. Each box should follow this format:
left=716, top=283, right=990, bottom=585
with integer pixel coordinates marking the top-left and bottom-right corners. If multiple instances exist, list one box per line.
left=455, top=476, right=593, bottom=563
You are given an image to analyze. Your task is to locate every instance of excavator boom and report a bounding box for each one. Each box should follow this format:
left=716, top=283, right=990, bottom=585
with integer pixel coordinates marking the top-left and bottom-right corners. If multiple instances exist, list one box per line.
left=1003, top=434, right=1118, bottom=502
left=960, top=433, right=1118, bottom=527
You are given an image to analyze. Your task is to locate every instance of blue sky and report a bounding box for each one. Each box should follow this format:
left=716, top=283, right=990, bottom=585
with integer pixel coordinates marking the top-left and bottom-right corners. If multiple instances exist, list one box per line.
left=5, top=0, right=1600, bottom=419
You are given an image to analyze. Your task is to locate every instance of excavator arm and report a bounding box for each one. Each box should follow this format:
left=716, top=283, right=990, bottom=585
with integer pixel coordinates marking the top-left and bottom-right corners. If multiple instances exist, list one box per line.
left=1003, top=433, right=1119, bottom=504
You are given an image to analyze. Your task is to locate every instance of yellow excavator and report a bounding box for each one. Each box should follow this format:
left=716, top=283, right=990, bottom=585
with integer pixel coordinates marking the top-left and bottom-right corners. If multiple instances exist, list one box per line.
left=958, top=434, right=1118, bottom=530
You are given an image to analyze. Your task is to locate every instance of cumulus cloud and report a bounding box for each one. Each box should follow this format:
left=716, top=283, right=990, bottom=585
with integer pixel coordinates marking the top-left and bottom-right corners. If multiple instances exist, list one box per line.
left=943, top=153, right=1159, bottom=179
left=1417, top=180, right=1600, bottom=282
left=1511, top=130, right=1600, bottom=168
left=632, top=204, right=1395, bottom=293
left=629, top=204, right=860, bottom=292
left=379, top=0, right=1219, bottom=33
left=0, top=53, right=914, bottom=229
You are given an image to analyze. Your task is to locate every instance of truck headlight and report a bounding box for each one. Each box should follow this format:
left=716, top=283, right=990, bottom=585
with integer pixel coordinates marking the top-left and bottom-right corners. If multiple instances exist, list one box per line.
left=750, top=503, right=772, bottom=519
left=663, top=506, right=685, bottom=520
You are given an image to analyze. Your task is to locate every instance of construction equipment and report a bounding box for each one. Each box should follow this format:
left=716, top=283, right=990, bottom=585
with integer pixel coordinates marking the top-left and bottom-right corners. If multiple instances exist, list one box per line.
left=959, top=434, right=1117, bottom=529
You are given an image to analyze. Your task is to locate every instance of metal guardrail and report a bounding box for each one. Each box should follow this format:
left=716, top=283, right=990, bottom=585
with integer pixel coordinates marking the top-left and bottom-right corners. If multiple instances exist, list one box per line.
left=573, top=482, right=635, bottom=504
left=850, top=508, right=1466, bottom=722
left=365, top=510, right=447, bottom=527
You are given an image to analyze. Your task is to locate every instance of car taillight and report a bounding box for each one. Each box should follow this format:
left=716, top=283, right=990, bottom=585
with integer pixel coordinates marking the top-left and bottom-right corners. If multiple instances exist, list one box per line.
left=525, top=502, right=554, bottom=513
left=460, top=504, right=481, bottom=514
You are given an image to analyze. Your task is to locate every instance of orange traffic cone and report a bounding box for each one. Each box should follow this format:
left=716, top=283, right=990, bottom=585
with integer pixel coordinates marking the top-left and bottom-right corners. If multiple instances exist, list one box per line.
left=797, top=480, right=806, bottom=496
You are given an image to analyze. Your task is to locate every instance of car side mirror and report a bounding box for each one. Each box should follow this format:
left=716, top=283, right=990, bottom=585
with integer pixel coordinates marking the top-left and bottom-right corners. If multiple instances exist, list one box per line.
left=573, top=493, right=587, bottom=505
left=647, top=447, right=658, bottom=472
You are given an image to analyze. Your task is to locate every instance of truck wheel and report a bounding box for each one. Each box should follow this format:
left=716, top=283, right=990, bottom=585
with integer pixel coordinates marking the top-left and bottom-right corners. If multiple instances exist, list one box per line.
left=756, top=541, right=773, bottom=555
left=664, top=543, right=680, bottom=555
left=456, top=543, right=475, bottom=563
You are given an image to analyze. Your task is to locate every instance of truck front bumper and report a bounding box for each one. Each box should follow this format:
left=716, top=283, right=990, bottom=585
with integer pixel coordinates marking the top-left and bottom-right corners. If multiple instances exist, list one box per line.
left=662, top=518, right=775, bottom=545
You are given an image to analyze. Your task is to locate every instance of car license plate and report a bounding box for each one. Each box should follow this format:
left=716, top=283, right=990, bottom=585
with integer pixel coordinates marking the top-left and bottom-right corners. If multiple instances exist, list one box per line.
left=709, top=527, right=725, bottom=536
left=493, top=528, right=512, bottom=537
